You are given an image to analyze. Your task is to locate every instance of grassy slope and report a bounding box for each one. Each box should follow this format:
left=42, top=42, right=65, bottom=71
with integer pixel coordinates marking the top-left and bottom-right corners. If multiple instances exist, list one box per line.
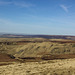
left=0, top=38, right=75, bottom=59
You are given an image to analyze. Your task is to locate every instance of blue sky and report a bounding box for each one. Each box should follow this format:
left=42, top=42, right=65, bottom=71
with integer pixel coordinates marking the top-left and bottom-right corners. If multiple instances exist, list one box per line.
left=0, top=0, right=75, bottom=35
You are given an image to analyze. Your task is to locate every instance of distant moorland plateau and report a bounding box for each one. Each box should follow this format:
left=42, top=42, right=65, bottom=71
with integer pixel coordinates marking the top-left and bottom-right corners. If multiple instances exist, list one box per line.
left=0, top=33, right=75, bottom=40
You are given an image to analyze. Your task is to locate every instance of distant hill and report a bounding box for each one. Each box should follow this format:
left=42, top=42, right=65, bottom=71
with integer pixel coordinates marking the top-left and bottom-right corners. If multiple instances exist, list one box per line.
left=0, top=33, right=75, bottom=40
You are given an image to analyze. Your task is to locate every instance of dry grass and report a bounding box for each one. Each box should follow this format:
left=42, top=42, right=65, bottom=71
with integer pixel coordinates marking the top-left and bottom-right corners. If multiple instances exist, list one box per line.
left=0, top=58, right=75, bottom=75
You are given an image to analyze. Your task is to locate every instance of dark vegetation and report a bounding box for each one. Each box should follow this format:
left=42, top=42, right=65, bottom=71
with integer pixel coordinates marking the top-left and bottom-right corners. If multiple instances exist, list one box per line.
left=0, top=40, right=75, bottom=45
left=0, top=53, right=75, bottom=63
left=41, top=54, right=75, bottom=60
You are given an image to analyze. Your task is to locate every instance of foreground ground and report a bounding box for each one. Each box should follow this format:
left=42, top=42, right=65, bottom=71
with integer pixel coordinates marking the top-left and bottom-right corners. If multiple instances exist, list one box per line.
left=0, top=58, right=75, bottom=75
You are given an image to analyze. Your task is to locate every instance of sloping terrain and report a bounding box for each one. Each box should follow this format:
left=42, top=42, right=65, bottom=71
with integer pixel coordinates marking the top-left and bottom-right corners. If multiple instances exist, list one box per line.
left=0, top=38, right=75, bottom=60
left=13, top=42, right=75, bottom=59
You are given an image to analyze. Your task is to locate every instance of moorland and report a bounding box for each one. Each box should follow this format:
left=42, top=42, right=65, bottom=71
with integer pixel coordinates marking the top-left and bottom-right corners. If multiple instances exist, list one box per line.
left=0, top=35, right=75, bottom=75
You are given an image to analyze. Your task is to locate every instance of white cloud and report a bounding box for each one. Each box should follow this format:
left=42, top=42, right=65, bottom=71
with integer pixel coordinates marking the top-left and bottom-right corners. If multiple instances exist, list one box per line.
left=0, top=1, right=12, bottom=5
left=0, top=1, right=35, bottom=8
left=60, top=4, right=68, bottom=12
left=14, top=1, right=35, bottom=8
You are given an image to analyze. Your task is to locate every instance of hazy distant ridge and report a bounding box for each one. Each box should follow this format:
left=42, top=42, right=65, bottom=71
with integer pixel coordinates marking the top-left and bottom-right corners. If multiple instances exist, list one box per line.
left=0, top=34, right=75, bottom=40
